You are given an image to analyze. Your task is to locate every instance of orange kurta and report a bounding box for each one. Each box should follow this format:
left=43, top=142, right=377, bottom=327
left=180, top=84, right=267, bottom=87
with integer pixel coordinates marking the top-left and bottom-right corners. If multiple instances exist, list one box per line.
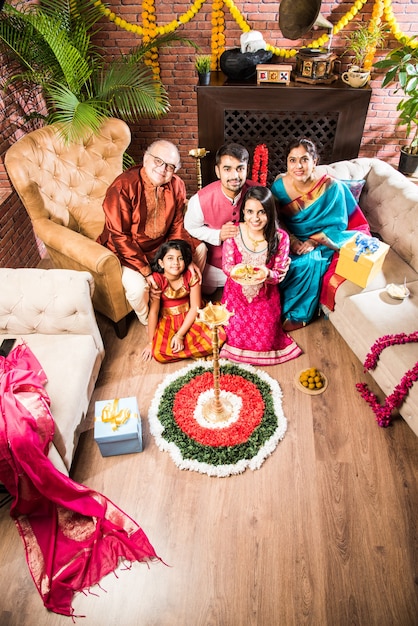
left=98, top=165, right=196, bottom=277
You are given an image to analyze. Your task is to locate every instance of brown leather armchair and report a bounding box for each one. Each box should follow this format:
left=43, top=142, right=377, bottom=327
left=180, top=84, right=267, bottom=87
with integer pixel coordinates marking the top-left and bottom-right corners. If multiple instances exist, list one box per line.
left=4, top=118, right=133, bottom=338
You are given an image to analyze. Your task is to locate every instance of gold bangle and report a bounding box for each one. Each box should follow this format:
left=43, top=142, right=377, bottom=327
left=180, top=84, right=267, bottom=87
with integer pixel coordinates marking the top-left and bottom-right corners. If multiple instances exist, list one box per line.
left=175, top=333, right=184, bottom=340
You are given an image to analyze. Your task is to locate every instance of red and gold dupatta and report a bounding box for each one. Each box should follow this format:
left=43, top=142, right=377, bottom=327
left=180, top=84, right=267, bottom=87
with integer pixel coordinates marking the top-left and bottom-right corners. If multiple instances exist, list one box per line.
left=0, top=343, right=160, bottom=617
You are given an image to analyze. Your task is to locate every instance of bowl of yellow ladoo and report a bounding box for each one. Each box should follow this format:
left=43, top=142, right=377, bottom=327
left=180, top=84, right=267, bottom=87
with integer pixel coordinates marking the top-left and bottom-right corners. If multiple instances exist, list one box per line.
left=294, top=367, right=328, bottom=395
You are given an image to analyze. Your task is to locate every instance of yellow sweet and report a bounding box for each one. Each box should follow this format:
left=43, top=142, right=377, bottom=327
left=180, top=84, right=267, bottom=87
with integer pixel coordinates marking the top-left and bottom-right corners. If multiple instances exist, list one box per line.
left=299, top=367, right=325, bottom=390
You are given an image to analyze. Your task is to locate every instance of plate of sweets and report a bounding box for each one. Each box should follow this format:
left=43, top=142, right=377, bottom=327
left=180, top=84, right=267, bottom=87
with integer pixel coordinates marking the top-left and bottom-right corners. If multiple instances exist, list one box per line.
left=231, top=263, right=268, bottom=286
left=295, top=367, right=328, bottom=395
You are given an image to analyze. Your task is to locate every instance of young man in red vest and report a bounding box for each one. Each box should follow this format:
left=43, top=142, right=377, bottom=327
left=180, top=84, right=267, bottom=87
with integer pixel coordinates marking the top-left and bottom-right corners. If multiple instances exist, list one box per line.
left=184, top=143, right=256, bottom=294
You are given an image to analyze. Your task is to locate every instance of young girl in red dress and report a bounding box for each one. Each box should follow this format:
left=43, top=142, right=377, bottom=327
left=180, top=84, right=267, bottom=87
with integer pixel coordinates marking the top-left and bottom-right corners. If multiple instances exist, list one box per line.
left=141, top=240, right=225, bottom=363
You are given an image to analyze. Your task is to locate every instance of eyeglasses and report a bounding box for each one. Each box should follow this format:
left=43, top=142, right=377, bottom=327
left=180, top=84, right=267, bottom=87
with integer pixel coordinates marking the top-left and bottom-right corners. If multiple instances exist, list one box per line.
left=146, top=152, right=179, bottom=173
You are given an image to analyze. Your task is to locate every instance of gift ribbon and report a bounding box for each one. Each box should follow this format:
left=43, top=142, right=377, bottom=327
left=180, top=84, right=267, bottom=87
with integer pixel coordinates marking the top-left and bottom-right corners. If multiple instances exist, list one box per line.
left=101, top=398, right=133, bottom=431
left=353, top=233, right=380, bottom=262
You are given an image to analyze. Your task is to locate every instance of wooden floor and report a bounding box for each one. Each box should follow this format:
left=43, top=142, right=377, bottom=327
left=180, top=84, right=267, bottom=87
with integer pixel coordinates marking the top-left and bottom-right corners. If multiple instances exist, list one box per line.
left=0, top=312, right=417, bottom=626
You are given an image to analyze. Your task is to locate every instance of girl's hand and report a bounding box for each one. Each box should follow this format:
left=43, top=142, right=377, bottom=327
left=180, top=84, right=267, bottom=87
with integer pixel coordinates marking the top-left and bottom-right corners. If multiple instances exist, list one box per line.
left=259, top=264, right=270, bottom=281
left=171, top=333, right=184, bottom=353
left=141, top=343, right=153, bottom=361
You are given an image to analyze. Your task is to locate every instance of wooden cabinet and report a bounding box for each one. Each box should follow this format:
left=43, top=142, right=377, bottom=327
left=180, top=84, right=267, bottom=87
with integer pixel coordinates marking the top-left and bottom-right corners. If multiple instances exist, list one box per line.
left=196, top=72, right=371, bottom=186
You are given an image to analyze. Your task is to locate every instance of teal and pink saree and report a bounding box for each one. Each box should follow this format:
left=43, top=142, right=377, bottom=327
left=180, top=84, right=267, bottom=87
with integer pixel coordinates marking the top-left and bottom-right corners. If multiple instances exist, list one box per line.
left=271, top=174, right=370, bottom=324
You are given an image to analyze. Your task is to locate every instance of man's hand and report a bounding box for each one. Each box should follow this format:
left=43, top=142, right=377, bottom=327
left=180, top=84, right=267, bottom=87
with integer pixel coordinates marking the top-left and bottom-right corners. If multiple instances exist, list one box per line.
left=220, top=221, right=239, bottom=242
left=188, top=261, right=202, bottom=283
left=146, top=274, right=162, bottom=298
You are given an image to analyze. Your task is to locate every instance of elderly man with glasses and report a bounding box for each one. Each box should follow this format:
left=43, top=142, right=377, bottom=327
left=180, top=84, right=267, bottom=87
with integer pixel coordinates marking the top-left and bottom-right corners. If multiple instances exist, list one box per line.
left=98, top=140, right=206, bottom=325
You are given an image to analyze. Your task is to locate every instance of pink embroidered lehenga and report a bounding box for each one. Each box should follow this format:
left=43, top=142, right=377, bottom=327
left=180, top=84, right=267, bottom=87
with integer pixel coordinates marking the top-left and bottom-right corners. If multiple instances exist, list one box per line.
left=220, top=227, right=302, bottom=365
left=0, top=343, right=160, bottom=617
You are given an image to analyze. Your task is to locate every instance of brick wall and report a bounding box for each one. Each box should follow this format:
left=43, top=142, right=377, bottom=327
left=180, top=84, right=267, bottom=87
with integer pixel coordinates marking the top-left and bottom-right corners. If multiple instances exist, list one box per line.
left=0, top=45, right=47, bottom=268
left=82, top=0, right=418, bottom=187
left=0, top=0, right=416, bottom=267
left=0, top=190, right=41, bottom=268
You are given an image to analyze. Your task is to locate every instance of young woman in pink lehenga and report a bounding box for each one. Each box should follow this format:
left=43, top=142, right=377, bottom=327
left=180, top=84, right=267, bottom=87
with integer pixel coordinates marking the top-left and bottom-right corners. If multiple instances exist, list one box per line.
left=220, top=186, right=302, bottom=366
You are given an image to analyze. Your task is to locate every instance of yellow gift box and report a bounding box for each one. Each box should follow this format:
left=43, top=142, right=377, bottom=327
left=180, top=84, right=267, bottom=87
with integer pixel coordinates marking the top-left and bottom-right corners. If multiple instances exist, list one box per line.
left=336, top=235, right=389, bottom=288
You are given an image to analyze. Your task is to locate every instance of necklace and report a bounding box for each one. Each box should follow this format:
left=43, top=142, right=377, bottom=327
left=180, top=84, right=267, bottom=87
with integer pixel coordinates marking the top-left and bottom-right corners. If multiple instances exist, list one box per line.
left=245, top=224, right=266, bottom=251
left=292, top=177, right=316, bottom=196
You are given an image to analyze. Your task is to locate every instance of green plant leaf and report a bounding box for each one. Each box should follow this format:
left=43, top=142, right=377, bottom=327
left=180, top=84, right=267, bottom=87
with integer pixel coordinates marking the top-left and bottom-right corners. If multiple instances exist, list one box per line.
left=1, top=0, right=197, bottom=140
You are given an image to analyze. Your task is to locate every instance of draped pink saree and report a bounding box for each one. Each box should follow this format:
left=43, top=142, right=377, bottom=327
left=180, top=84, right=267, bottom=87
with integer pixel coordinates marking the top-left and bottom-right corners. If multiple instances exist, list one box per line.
left=0, top=343, right=160, bottom=617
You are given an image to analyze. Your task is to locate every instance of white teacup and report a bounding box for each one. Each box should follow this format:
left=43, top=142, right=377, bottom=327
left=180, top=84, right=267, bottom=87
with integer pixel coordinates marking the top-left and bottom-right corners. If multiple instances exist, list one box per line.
left=342, top=67, right=370, bottom=88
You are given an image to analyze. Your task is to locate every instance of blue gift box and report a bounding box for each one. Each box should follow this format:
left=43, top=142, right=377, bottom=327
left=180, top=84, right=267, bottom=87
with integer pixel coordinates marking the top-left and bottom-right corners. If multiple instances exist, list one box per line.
left=94, top=397, right=142, bottom=457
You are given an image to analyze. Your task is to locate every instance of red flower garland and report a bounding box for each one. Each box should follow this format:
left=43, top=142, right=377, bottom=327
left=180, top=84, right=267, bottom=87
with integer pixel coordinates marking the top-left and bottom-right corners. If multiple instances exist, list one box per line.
left=252, top=144, right=269, bottom=185
left=356, top=332, right=418, bottom=428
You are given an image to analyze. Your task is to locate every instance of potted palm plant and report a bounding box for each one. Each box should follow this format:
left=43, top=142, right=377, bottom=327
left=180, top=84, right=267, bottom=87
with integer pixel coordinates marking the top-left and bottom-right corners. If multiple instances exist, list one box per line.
left=0, top=0, right=196, bottom=142
left=342, top=22, right=387, bottom=88
left=374, top=38, right=418, bottom=176
left=195, top=54, right=212, bottom=85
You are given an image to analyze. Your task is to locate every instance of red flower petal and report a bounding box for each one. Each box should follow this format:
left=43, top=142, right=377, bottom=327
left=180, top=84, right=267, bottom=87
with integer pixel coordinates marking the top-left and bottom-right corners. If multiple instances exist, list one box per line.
left=172, top=373, right=264, bottom=446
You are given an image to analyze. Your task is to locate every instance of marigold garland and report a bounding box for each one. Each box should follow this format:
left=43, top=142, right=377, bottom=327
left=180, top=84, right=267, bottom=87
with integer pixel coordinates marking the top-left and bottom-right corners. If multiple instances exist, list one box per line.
left=363, top=0, right=384, bottom=70
left=211, top=0, right=225, bottom=71
left=252, top=144, right=269, bottom=186
left=142, top=0, right=160, bottom=79
left=94, top=0, right=417, bottom=69
left=356, top=331, right=418, bottom=427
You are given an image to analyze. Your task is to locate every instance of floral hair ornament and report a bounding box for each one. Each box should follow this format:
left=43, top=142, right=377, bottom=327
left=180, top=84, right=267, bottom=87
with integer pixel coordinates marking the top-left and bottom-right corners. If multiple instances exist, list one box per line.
left=252, top=144, right=269, bottom=186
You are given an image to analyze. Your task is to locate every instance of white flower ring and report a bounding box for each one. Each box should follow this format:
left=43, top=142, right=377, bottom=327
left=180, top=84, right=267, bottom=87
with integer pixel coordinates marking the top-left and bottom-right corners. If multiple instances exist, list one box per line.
left=148, top=360, right=287, bottom=477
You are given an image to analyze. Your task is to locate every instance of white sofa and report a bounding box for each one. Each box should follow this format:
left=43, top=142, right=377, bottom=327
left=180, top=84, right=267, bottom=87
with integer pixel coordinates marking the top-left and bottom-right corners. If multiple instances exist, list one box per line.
left=319, top=158, right=418, bottom=436
left=0, top=268, right=105, bottom=474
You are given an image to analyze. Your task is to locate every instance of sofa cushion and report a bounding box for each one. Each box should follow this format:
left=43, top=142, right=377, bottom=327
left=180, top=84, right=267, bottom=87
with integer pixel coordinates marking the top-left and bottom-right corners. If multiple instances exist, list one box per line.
left=328, top=280, right=418, bottom=433
left=361, top=163, right=418, bottom=274
left=320, top=158, right=418, bottom=274
left=334, top=248, right=418, bottom=302
left=340, top=179, right=366, bottom=203
left=0, top=334, right=102, bottom=472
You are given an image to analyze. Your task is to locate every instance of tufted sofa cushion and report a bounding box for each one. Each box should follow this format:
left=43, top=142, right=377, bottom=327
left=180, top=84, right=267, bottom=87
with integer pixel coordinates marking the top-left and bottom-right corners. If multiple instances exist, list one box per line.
left=319, top=158, right=418, bottom=274
left=317, top=158, right=418, bottom=436
left=5, top=118, right=131, bottom=241
left=5, top=119, right=133, bottom=332
left=0, top=269, right=104, bottom=343
left=0, top=269, right=105, bottom=473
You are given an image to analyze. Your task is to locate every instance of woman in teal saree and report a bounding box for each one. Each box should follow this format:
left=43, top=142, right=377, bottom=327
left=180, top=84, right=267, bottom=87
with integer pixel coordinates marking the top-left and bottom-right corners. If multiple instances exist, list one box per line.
left=271, top=138, right=370, bottom=330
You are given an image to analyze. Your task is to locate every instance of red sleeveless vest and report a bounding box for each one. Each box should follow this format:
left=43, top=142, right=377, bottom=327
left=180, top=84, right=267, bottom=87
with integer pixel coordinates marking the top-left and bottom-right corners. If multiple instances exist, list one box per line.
left=198, top=180, right=255, bottom=268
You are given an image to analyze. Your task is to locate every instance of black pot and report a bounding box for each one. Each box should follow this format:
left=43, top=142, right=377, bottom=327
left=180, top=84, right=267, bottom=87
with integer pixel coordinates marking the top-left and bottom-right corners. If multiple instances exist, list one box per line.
left=198, top=72, right=211, bottom=86
left=399, top=147, right=418, bottom=177
left=220, top=48, right=273, bottom=81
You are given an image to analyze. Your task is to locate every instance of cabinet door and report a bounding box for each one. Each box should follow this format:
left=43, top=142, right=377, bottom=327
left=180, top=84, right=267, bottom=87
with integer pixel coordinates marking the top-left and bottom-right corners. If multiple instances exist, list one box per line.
left=197, top=75, right=371, bottom=186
